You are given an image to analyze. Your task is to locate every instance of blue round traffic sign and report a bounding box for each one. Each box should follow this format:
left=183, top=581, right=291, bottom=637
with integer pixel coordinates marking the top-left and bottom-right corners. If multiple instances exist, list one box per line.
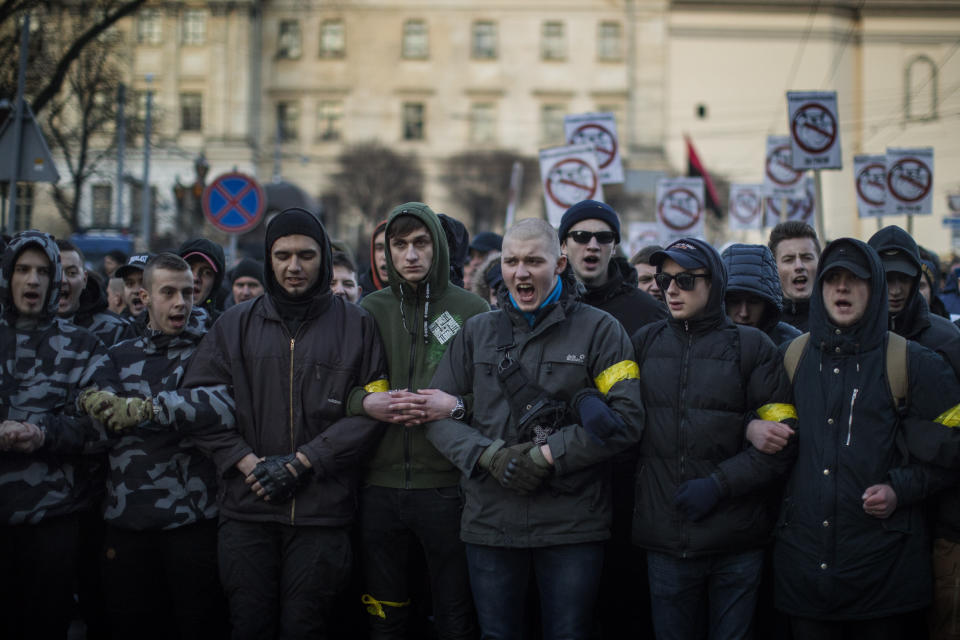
left=202, top=172, right=266, bottom=234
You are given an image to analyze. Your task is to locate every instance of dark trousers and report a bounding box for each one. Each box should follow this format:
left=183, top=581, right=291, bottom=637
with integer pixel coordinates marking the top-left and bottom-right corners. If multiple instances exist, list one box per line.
left=647, top=548, right=764, bottom=640
left=102, top=518, right=228, bottom=640
left=0, top=513, right=79, bottom=640
left=360, top=485, right=477, bottom=640
left=465, top=542, right=604, bottom=640
left=791, top=613, right=915, bottom=640
left=218, top=518, right=352, bottom=640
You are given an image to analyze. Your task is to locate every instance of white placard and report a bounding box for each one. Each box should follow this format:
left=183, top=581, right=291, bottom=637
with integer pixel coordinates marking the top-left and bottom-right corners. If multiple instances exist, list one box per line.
left=787, top=91, right=843, bottom=170
left=728, top=184, right=764, bottom=231
left=764, top=176, right=815, bottom=227
left=656, top=177, right=705, bottom=244
left=626, top=221, right=661, bottom=258
left=854, top=154, right=886, bottom=218
left=885, top=147, right=934, bottom=216
left=564, top=112, right=624, bottom=184
left=763, top=135, right=806, bottom=198
left=539, top=144, right=604, bottom=227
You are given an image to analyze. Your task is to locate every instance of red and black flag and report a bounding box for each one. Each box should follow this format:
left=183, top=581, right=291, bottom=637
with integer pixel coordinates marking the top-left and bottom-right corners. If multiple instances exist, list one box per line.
left=685, top=135, right=722, bottom=218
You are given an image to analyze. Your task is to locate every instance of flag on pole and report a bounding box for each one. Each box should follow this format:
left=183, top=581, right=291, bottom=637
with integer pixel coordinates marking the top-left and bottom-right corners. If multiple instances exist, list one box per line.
left=685, top=135, right=722, bottom=218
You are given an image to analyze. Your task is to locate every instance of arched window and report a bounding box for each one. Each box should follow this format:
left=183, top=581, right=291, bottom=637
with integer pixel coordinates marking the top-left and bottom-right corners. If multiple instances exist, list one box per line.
left=905, top=55, right=938, bottom=122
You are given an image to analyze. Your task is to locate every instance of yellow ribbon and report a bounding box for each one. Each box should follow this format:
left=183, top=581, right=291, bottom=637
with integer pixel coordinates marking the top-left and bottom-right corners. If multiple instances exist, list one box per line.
left=594, top=360, right=640, bottom=395
left=756, top=403, right=798, bottom=422
left=935, top=404, right=960, bottom=428
left=361, top=594, right=411, bottom=619
left=365, top=379, right=389, bottom=393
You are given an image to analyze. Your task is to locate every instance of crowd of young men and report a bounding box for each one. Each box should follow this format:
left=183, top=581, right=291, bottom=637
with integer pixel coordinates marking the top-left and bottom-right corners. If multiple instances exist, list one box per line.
left=2, top=201, right=960, bottom=640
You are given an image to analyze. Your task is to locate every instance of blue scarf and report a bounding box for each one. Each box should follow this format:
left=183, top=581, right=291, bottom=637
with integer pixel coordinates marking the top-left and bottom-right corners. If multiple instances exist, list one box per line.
left=509, top=277, right=562, bottom=327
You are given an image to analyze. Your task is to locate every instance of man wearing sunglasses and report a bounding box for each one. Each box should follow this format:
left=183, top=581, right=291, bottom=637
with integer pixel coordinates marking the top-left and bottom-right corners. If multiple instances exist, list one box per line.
left=632, top=237, right=798, bottom=640
left=558, top=199, right=666, bottom=638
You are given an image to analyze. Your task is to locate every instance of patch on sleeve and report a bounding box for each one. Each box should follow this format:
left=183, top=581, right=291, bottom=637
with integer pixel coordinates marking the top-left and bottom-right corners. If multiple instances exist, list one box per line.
left=429, top=311, right=462, bottom=345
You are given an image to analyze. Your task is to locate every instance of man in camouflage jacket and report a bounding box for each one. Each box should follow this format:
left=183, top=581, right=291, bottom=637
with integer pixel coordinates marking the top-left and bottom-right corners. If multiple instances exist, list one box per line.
left=0, top=230, right=120, bottom=639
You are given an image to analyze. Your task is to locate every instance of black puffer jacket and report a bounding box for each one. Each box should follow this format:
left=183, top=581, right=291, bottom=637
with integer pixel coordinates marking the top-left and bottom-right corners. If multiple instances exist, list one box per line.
left=868, top=225, right=960, bottom=377
left=582, top=255, right=667, bottom=337
left=781, top=296, right=810, bottom=332
left=631, top=238, right=795, bottom=557
left=773, top=238, right=960, bottom=620
left=722, top=243, right=802, bottom=347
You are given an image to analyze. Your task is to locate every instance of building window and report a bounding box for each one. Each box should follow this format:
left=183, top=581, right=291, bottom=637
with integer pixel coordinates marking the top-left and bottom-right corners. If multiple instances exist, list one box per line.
left=316, top=101, right=343, bottom=141
left=137, top=9, right=163, bottom=45
left=278, top=20, right=301, bottom=59
left=905, top=55, right=938, bottom=122
left=472, top=21, right=497, bottom=59
left=541, top=21, right=565, bottom=61
left=13, top=183, right=33, bottom=231
left=469, top=103, right=496, bottom=144
left=91, top=184, right=112, bottom=227
left=319, top=19, right=345, bottom=58
left=540, top=104, right=566, bottom=145
left=597, top=21, right=622, bottom=61
left=402, top=20, right=428, bottom=59
left=180, top=93, right=202, bottom=131
left=182, top=9, right=206, bottom=45
left=403, top=102, right=425, bottom=140
left=277, top=102, right=300, bottom=141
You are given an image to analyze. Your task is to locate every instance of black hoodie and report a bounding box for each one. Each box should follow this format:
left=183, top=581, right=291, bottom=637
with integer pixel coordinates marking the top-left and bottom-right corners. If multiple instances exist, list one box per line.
left=178, top=237, right=226, bottom=325
left=868, top=225, right=960, bottom=377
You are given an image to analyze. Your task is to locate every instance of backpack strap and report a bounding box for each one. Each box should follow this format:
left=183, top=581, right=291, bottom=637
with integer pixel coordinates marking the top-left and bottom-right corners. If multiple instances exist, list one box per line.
left=886, top=331, right=909, bottom=410
left=783, top=333, right=810, bottom=384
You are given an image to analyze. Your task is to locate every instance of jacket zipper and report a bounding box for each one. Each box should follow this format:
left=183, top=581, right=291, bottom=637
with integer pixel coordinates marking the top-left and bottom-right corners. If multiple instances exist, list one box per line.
left=678, top=320, right=692, bottom=557
left=403, top=289, right=421, bottom=489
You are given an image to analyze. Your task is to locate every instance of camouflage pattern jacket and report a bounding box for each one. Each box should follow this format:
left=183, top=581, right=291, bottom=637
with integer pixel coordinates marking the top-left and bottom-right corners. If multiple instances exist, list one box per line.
left=0, top=231, right=120, bottom=525
left=66, top=273, right=136, bottom=347
left=104, top=309, right=227, bottom=531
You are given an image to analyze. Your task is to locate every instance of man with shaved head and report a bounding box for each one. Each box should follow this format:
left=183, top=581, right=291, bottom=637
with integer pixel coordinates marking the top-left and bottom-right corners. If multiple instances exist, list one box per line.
left=425, top=218, right=645, bottom=638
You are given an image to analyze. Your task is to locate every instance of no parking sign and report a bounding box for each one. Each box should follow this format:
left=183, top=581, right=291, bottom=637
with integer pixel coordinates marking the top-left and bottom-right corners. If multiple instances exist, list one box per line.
left=656, top=177, right=705, bottom=244
left=539, top=144, right=604, bottom=227
left=787, top=91, right=842, bottom=170
left=885, top=147, right=933, bottom=216
left=564, top=112, right=624, bottom=184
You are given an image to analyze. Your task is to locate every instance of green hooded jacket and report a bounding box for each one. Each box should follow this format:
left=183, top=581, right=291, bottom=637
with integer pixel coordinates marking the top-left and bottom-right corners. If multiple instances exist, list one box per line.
left=348, top=202, right=490, bottom=488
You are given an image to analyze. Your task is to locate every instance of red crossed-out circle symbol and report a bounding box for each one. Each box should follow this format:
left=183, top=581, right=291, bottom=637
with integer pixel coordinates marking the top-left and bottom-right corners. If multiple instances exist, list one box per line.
left=856, top=163, right=886, bottom=207
left=545, top=158, right=599, bottom=208
left=766, top=145, right=804, bottom=187
left=767, top=186, right=814, bottom=223
left=658, top=188, right=703, bottom=231
left=887, top=157, right=932, bottom=204
left=791, top=102, right=837, bottom=155
left=731, top=189, right=761, bottom=224
left=569, top=124, right=617, bottom=169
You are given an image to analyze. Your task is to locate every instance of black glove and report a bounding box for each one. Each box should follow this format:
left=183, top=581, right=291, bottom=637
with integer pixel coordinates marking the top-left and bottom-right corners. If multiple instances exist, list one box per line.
left=674, top=476, right=723, bottom=521
left=575, top=390, right=626, bottom=445
left=484, top=442, right=550, bottom=495
left=251, top=453, right=314, bottom=503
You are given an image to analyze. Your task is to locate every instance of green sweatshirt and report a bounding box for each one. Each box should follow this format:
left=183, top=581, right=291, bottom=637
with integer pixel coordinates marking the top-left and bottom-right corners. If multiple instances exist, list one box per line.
left=347, top=202, right=490, bottom=488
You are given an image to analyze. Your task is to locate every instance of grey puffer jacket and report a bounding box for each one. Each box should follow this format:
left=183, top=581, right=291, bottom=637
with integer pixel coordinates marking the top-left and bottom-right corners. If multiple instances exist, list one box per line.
left=722, top=243, right=802, bottom=346
left=426, top=273, right=645, bottom=548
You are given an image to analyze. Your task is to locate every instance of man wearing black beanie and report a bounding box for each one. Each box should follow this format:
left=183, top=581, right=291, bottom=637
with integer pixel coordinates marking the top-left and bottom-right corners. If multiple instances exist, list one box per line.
left=179, top=207, right=390, bottom=638
left=229, top=257, right=265, bottom=304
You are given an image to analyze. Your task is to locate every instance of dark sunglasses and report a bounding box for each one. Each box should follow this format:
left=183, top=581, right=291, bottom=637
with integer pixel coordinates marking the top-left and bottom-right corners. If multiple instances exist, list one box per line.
left=567, top=230, right=617, bottom=245
left=654, top=271, right=710, bottom=291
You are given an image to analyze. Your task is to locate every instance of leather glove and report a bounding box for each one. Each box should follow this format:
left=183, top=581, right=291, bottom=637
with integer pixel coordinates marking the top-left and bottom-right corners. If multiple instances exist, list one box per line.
left=674, top=476, right=723, bottom=522
left=480, top=441, right=549, bottom=495
left=251, top=453, right=314, bottom=503
left=82, top=390, right=154, bottom=432
left=575, top=390, right=626, bottom=445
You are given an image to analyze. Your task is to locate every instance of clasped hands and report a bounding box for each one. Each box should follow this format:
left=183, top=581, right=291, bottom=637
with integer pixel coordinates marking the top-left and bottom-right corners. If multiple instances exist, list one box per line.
left=363, top=389, right=456, bottom=426
left=79, top=389, right=153, bottom=432
left=0, top=420, right=44, bottom=453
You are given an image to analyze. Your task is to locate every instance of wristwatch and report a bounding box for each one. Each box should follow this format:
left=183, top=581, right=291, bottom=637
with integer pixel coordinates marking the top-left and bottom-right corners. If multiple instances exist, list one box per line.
left=450, top=396, right=466, bottom=420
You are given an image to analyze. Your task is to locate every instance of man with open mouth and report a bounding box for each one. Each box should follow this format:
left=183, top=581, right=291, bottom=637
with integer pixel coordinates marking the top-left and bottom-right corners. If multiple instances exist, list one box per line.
left=115, top=253, right=152, bottom=323
left=769, top=221, right=821, bottom=332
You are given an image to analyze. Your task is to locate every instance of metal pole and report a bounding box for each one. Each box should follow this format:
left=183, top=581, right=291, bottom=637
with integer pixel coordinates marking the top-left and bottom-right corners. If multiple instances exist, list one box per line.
left=7, top=13, right=30, bottom=234
left=116, top=83, right=126, bottom=227
left=907, top=214, right=914, bottom=236
left=273, top=110, right=282, bottom=182
left=813, top=169, right=826, bottom=241
left=141, top=74, right=153, bottom=248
